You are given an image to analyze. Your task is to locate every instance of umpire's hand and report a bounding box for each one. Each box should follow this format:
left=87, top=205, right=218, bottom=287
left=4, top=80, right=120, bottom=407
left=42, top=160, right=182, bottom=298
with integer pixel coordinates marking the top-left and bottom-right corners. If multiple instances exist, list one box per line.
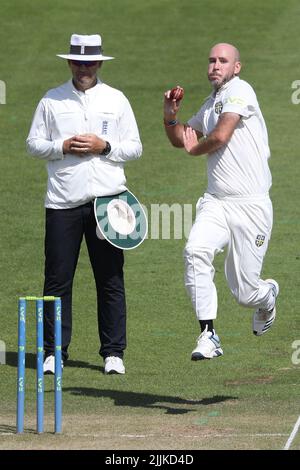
left=63, top=133, right=107, bottom=156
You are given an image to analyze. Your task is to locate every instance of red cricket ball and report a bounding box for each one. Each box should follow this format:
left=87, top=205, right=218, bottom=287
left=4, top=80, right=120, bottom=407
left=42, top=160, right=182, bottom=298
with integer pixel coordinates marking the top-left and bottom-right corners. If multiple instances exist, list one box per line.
left=169, top=86, right=184, bottom=101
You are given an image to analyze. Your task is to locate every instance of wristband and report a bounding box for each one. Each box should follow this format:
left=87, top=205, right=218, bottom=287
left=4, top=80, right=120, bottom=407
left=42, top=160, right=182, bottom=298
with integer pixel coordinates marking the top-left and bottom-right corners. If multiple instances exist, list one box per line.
left=164, top=119, right=178, bottom=127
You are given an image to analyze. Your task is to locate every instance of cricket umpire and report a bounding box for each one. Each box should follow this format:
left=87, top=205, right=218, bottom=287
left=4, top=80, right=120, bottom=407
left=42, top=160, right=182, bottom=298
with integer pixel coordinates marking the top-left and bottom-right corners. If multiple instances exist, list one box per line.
left=26, top=33, right=142, bottom=375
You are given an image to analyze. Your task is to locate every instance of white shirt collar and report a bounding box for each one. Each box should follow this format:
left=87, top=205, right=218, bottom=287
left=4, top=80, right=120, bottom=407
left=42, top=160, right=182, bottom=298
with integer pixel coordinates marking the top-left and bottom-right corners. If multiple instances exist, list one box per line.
left=212, top=75, right=240, bottom=98
left=70, top=77, right=102, bottom=95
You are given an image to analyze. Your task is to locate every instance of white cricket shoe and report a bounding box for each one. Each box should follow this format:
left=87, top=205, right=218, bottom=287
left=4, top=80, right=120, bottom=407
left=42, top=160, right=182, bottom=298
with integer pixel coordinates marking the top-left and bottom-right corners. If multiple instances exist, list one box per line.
left=43, top=355, right=64, bottom=375
left=253, top=279, right=279, bottom=336
left=191, top=325, right=223, bottom=360
left=104, top=356, right=125, bottom=375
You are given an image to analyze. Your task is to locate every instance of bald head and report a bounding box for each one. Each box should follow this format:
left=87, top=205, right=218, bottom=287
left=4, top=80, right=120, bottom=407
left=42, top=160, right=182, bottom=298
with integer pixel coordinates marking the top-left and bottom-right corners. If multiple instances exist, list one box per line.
left=208, top=43, right=241, bottom=90
left=210, top=43, right=240, bottom=62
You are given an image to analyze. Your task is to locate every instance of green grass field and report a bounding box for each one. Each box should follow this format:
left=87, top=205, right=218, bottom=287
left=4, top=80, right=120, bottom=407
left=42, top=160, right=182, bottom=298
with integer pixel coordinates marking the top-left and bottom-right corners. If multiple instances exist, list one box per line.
left=0, top=0, right=300, bottom=450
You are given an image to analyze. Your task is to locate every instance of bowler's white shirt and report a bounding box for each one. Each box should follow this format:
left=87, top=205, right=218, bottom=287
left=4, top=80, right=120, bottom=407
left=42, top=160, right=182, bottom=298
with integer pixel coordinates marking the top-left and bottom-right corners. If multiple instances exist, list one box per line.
left=188, top=76, right=271, bottom=197
left=27, top=79, right=142, bottom=208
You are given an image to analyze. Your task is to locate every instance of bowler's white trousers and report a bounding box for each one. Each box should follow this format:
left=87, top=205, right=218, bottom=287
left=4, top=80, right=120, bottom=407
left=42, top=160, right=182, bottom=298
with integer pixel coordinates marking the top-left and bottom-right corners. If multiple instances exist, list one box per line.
left=184, top=193, right=275, bottom=320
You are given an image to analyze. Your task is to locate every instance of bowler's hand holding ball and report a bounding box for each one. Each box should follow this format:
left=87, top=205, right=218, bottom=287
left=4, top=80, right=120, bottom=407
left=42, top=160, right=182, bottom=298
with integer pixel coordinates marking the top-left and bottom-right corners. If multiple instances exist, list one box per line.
left=169, top=86, right=184, bottom=101
left=164, top=86, right=184, bottom=119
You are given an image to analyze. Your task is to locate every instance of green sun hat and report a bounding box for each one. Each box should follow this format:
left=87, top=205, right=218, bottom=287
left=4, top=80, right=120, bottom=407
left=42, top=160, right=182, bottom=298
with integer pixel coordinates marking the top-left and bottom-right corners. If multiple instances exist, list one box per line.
left=94, top=190, right=148, bottom=250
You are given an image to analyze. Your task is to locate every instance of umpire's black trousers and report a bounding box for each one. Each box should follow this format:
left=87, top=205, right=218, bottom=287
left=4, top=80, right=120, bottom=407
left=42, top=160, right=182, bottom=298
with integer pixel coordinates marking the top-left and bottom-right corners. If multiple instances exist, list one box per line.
left=43, top=201, right=126, bottom=362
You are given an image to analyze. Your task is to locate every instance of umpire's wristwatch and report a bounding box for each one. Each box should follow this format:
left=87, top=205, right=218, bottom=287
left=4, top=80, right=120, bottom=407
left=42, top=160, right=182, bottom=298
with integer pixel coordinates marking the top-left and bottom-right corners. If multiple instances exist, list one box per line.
left=100, top=141, right=111, bottom=156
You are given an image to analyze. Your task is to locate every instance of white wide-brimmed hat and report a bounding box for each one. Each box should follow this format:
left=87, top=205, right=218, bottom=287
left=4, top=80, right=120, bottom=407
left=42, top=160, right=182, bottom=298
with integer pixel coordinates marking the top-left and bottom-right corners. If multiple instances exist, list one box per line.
left=57, top=34, right=114, bottom=61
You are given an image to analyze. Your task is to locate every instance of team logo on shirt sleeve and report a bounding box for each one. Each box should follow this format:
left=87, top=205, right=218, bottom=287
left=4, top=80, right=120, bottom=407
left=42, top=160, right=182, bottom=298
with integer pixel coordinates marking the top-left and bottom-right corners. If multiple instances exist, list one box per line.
left=214, top=101, right=223, bottom=114
left=255, top=234, right=266, bottom=247
left=224, top=96, right=247, bottom=106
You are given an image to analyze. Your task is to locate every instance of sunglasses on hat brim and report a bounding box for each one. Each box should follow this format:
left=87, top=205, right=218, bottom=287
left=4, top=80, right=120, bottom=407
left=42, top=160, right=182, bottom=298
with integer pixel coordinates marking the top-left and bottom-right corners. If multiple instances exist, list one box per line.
left=70, top=60, right=99, bottom=67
